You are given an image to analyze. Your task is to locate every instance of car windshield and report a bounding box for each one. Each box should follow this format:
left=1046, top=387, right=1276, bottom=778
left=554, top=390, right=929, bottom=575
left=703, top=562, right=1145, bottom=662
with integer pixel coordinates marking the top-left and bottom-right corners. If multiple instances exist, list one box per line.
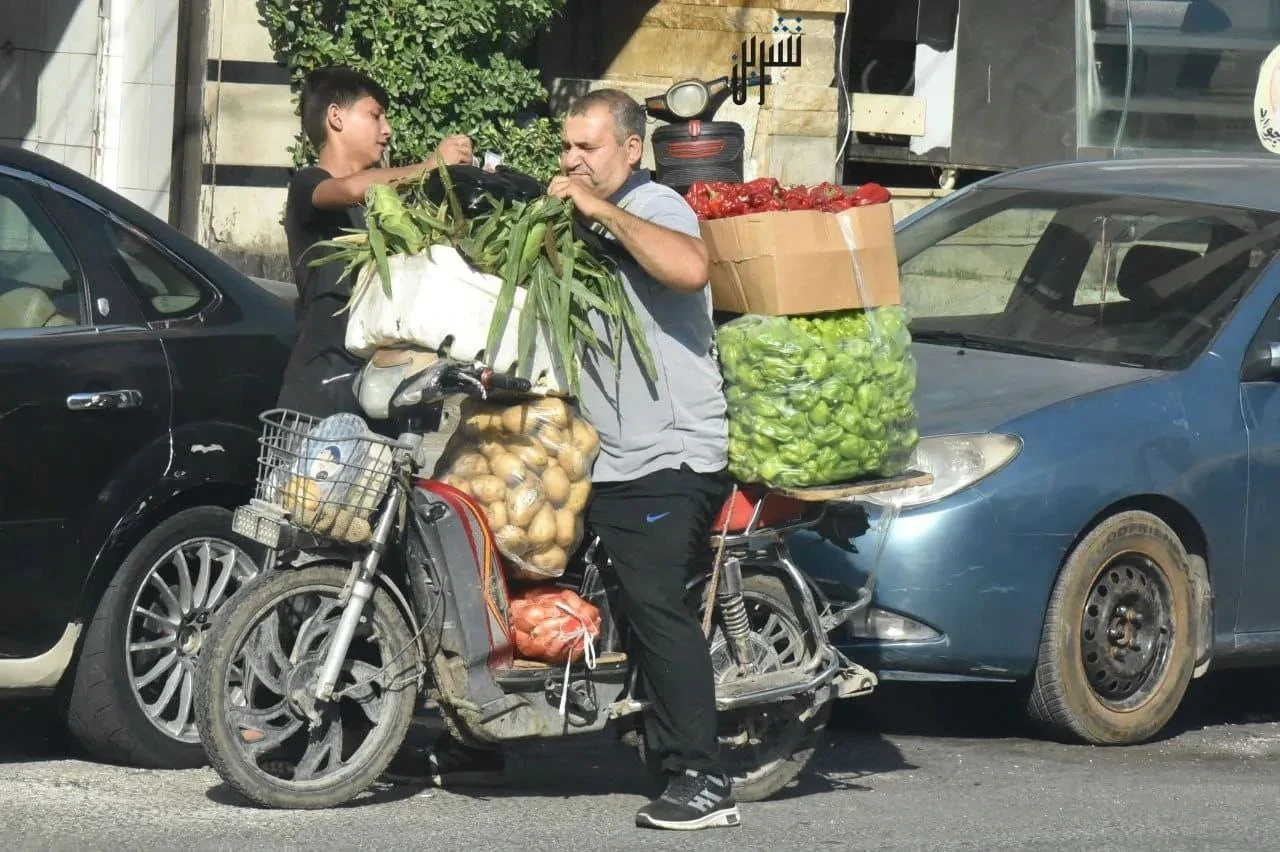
left=894, top=187, right=1280, bottom=370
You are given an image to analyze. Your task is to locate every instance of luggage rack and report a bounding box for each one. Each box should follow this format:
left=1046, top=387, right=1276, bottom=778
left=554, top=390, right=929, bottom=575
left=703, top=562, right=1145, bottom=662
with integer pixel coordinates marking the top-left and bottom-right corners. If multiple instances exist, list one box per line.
left=773, top=468, right=933, bottom=502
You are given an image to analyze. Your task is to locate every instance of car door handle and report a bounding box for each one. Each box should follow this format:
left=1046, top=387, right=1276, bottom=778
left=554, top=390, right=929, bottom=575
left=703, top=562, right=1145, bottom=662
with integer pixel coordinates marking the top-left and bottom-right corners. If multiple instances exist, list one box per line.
left=66, top=390, right=144, bottom=411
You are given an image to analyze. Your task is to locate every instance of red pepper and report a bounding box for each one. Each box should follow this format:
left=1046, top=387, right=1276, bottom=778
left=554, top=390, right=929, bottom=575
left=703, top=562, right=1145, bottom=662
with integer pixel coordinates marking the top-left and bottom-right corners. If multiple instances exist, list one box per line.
left=850, top=182, right=892, bottom=206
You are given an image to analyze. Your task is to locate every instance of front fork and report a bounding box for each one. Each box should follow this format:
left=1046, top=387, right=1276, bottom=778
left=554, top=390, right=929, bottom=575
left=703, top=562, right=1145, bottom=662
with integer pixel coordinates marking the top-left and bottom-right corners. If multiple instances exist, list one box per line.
left=310, top=484, right=406, bottom=704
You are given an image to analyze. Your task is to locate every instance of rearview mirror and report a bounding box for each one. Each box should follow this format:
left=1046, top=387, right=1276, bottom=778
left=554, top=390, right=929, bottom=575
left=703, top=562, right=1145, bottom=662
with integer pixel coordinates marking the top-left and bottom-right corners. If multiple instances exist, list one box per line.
left=1242, top=340, right=1280, bottom=382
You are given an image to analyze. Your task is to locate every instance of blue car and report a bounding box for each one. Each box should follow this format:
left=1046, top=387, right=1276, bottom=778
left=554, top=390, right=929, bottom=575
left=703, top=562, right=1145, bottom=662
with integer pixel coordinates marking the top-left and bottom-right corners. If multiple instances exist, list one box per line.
left=793, top=156, right=1280, bottom=745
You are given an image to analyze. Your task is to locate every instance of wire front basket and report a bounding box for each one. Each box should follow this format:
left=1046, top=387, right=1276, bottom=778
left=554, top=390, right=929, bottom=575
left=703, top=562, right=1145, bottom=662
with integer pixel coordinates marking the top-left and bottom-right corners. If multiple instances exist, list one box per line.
left=253, top=409, right=408, bottom=545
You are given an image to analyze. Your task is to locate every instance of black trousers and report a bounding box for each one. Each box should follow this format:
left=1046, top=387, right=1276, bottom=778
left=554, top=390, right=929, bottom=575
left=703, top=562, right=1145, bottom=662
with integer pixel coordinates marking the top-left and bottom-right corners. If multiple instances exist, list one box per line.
left=586, top=464, right=731, bottom=778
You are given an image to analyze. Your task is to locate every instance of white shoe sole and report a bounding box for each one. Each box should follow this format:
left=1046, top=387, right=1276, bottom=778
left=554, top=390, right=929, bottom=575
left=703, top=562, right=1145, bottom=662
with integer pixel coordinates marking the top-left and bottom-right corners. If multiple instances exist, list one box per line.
left=636, top=807, right=742, bottom=830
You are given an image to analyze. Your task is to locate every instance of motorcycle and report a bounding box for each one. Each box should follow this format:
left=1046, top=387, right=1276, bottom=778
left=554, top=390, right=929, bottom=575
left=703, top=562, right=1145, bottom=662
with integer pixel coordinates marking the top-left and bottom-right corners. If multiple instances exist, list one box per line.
left=193, top=353, right=924, bottom=809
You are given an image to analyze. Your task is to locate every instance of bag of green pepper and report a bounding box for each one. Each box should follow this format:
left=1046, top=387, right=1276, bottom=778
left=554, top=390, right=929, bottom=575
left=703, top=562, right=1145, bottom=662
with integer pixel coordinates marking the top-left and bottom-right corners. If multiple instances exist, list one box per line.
left=716, top=306, right=919, bottom=488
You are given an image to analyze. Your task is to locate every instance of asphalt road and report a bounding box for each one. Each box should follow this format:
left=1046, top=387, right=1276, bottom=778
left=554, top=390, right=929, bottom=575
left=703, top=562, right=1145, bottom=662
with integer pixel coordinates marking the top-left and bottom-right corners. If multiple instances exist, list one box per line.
left=4, top=672, right=1280, bottom=851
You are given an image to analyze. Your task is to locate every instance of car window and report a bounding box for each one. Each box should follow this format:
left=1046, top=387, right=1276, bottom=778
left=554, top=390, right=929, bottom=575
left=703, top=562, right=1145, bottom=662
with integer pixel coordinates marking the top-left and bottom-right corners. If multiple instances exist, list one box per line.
left=0, top=176, right=84, bottom=330
left=896, top=187, right=1280, bottom=370
left=92, top=216, right=214, bottom=321
left=900, top=206, right=1056, bottom=317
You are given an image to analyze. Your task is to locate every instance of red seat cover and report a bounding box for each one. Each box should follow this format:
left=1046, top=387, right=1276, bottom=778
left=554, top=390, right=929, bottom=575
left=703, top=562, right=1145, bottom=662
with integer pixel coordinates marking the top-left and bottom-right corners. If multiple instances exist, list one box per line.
left=712, top=487, right=806, bottom=533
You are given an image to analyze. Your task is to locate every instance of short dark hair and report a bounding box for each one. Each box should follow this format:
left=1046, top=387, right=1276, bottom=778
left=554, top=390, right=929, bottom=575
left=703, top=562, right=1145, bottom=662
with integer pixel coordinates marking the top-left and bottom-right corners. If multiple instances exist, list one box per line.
left=299, top=66, right=391, bottom=151
left=568, top=88, right=646, bottom=145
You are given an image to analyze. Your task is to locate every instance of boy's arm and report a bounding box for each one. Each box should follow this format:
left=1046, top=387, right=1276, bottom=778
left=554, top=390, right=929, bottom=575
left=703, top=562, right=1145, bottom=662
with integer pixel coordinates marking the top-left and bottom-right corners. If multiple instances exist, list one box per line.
left=311, top=134, right=473, bottom=210
left=311, top=161, right=435, bottom=209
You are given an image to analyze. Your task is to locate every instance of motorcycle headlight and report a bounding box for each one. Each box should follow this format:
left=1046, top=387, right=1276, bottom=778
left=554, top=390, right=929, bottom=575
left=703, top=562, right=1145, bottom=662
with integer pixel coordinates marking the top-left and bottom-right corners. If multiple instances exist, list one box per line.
left=863, top=433, right=1022, bottom=509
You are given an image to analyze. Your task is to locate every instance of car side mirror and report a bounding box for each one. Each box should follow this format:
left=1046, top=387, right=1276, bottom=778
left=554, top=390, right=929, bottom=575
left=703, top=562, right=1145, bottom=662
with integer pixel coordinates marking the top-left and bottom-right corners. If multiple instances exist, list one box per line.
left=1242, top=340, right=1280, bottom=382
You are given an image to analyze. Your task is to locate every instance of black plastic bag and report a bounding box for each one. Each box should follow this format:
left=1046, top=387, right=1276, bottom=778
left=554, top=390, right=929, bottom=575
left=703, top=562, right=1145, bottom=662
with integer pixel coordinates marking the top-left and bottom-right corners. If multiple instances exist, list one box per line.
left=424, top=165, right=546, bottom=217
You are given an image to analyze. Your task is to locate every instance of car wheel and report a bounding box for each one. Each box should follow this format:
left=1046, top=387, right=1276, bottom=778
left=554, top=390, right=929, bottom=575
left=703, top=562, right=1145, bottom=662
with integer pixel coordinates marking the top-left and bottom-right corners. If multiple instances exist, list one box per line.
left=65, top=506, right=264, bottom=768
left=1027, top=510, right=1195, bottom=745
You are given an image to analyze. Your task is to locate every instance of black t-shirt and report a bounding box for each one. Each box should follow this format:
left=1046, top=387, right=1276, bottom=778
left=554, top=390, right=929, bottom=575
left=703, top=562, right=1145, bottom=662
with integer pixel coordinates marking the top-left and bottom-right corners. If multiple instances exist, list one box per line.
left=277, top=166, right=368, bottom=416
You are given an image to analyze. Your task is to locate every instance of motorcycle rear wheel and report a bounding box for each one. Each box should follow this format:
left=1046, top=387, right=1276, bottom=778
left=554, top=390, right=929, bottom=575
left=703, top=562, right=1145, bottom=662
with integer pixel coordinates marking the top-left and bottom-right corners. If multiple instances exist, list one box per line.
left=194, top=564, right=421, bottom=809
left=635, top=572, right=832, bottom=803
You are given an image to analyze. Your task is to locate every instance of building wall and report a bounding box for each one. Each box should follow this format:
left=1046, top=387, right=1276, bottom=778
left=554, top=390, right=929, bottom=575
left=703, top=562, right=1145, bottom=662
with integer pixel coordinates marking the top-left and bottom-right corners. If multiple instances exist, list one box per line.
left=200, top=0, right=296, bottom=278
left=539, top=0, right=847, bottom=187
left=0, top=0, right=179, bottom=218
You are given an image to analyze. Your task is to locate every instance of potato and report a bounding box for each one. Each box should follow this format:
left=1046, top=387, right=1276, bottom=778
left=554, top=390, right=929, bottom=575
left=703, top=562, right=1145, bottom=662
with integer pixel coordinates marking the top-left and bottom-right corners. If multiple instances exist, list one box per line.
left=469, top=474, right=506, bottom=505
left=565, top=480, right=591, bottom=514
left=506, top=435, right=549, bottom=472
left=476, top=431, right=508, bottom=460
left=495, top=525, right=531, bottom=556
left=448, top=451, right=489, bottom=479
left=489, top=452, right=527, bottom=486
left=461, top=407, right=504, bottom=436
left=528, top=544, right=569, bottom=575
left=527, top=504, right=557, bottom=547
left=441, top=474, right=472, bottom=496
left=528, top=397, right=571, bottom=429
left=557, top=446, right=588, bottom=481
left=571, top=418, right=600, bottom=455
left=529, top=421, right=569, bottom=456
left=485, top=501, right=508, bottom=529
left=501, top=403, right=531, bottom=435
left=554, top=507, right=580, bottom=549
left=282, top=475, right=321, bottom=516
left=506, top=478, right=547, bottom=528
left=541, top=464, right=571, bottom=506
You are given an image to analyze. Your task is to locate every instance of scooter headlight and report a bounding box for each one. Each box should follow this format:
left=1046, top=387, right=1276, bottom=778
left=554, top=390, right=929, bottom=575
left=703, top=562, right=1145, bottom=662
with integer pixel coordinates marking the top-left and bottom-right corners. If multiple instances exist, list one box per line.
left=666, top=80, right=709, bottom=119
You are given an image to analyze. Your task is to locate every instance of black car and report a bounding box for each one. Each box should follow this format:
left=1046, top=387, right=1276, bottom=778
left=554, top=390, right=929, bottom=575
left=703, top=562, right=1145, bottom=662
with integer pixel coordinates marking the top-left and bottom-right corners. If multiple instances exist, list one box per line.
left=0, top=146, right=296, bottom=768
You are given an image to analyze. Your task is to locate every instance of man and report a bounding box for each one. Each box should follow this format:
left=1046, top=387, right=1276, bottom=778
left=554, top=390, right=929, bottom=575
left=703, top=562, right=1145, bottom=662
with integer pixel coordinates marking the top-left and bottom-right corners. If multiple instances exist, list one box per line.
left=278, top=65, right=473, bottom=420
left=394, top=89, right=737, bottom=832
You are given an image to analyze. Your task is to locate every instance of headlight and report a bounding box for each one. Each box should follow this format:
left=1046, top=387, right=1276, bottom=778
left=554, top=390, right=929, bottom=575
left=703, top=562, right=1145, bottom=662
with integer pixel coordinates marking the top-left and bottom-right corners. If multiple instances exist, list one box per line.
left=863, top=433, right=1022, bottom=509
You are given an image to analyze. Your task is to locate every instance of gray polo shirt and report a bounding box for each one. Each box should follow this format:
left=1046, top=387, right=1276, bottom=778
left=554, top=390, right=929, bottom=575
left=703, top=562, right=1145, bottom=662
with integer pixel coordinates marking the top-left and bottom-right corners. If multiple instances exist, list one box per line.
left=574, top=174, right=729, bottom=484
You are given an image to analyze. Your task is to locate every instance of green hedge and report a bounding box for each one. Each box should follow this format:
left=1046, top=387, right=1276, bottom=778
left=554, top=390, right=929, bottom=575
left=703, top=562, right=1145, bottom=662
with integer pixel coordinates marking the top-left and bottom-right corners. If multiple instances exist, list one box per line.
left=259, top=0, right=567, bottom=182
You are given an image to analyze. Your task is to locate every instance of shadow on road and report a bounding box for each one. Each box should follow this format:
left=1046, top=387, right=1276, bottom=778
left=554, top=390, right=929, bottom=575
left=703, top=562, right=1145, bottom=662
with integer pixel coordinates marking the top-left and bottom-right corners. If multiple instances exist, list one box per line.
left=829, top=668, right=1280, bottom=742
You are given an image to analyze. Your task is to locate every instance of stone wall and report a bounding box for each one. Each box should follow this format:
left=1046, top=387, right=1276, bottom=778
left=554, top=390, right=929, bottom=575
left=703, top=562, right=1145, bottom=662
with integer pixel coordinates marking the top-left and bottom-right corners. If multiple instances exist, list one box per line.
left=541, top=0, right=846, bottom=187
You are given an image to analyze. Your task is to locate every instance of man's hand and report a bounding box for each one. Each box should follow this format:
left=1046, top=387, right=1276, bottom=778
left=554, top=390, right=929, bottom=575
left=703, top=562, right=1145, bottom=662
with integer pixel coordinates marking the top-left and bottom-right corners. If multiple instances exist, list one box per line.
left=428, top=134, right=474, bottom=169
left=548, top=175, right=708, bottom=292
left=547, top=175, right=607, bottom=220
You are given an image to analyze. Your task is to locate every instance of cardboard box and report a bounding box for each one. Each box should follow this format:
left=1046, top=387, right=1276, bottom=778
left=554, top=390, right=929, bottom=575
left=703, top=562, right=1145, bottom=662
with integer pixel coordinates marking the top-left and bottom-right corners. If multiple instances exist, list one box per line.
left=699, top=202, right=901, bottom=316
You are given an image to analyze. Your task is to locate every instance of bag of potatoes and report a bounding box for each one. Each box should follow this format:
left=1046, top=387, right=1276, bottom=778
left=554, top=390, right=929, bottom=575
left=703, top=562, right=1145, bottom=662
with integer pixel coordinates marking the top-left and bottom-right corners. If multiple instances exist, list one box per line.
left=433, top=396, right=601, bottom=581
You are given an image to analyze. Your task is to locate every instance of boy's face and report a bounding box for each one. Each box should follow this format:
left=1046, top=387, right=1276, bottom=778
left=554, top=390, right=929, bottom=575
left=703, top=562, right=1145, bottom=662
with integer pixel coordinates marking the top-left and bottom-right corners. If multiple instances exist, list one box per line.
left=328, top=95, right=392, bottom=167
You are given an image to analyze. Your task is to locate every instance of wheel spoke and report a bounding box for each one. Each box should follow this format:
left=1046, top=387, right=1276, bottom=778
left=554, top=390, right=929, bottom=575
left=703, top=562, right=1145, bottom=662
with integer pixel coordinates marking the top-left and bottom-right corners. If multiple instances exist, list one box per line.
left=173, top=550, right=194, bottom=613
left=166, top=664, right=195, bottom=736
left=291, top=600, right=341, bottom=662
left=146, top=573, right=183, bottom=620
left=204, top=550, right=242, bottom=610
left=241, top=612, right=291, bottom=695
left=191, top=542, right=213, bottom=610
left=129, top=635, right=176, bottom=653
left=133, top=649, right=179, bottom=689
left=343, top=660, right=386, bottom=724
left=229, top=702, right=304, bottom=757
left=144, top=655, right=185, bottom=714
left=292, top=719, right=345, bottom=781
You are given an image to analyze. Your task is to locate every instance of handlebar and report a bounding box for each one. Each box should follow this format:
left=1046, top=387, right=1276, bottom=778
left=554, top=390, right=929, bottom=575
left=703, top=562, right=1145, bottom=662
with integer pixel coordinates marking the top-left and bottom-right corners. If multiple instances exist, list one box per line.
left=478, top=367, right=532, bottom=394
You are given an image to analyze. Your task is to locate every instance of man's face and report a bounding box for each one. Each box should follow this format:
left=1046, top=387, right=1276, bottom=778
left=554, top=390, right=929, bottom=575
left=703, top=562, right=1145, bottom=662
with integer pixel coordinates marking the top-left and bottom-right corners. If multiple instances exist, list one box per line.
left=560, top=104, right=641, bottom=199
left=332, top=95, right=392, bottom=167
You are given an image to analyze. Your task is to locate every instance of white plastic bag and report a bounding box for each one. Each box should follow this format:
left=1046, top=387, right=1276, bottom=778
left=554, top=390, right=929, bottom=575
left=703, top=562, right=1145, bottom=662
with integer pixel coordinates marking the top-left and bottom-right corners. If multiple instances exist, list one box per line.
left=343, top=245, right=567, bottom=391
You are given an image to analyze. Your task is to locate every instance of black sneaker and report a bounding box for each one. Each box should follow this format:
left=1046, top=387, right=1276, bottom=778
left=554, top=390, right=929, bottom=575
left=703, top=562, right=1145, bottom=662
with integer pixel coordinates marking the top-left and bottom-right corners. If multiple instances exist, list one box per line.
left=382, top=737, right=507, bottom=787
left=635, top=769, right=741, bottom=830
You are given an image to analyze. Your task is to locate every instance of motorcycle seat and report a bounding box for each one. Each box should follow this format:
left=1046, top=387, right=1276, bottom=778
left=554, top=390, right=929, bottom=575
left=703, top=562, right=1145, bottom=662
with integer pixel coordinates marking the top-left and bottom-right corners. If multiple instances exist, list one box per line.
left=712, top=488, right=806, bottom=534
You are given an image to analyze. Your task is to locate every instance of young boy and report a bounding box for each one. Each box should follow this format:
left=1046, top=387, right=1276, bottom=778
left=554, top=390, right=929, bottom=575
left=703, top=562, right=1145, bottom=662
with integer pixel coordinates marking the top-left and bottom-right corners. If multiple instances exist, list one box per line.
left=277, top=65, right=473, bottom=419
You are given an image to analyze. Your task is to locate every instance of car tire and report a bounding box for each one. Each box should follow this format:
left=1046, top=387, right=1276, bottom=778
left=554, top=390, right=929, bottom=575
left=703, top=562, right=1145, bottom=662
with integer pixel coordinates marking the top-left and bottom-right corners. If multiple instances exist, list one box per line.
left=1027, top=510, right=1195, bottom=745
left=65, top=506, right=263, bottom=768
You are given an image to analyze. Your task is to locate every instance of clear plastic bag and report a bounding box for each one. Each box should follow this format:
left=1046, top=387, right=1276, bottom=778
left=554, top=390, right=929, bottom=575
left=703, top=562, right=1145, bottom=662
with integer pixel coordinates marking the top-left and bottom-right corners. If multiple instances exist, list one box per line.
left=275, top=412, right=398, bottom=544
left=433, top=396, right=600, bottom=581
left=715, top=305, right=919, bottom=488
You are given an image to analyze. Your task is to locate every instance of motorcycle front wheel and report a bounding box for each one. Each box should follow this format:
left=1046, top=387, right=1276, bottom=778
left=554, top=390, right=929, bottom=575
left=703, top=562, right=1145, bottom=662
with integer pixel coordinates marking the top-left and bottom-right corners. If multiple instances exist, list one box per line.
left=193, top=564, right=421, bottom=809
